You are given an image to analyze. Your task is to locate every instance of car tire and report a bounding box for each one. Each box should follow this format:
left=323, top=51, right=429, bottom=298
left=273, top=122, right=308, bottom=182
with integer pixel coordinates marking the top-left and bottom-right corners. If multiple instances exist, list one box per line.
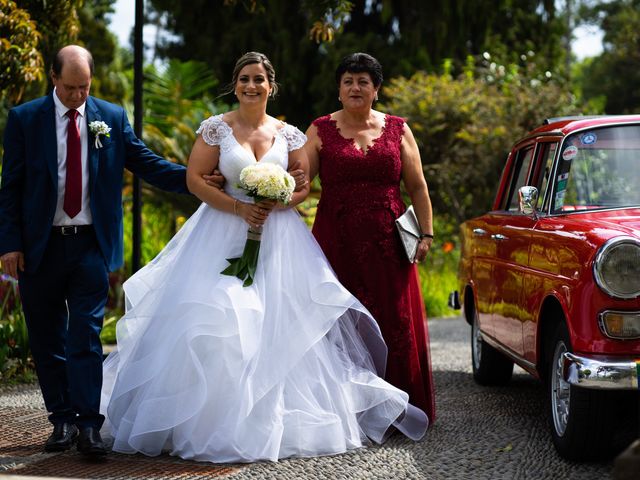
left=547, top=321, right=638, bottom=460
left=471, top=308, right=513, bottom=385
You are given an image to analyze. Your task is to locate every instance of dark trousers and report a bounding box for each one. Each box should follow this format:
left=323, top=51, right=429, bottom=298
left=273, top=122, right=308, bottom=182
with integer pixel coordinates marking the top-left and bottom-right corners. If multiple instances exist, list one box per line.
left=19, top=228, right=109, bottom=428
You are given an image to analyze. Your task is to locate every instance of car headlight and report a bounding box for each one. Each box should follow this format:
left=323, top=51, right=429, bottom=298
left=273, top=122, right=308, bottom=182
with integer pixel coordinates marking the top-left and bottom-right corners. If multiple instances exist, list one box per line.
left=593, top=236, right=640, bottom=299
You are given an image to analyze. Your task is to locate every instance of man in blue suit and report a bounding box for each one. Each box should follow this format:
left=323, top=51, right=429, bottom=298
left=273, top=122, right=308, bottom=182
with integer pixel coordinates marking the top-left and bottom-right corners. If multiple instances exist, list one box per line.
left=0, top=45, right=190, bottom=455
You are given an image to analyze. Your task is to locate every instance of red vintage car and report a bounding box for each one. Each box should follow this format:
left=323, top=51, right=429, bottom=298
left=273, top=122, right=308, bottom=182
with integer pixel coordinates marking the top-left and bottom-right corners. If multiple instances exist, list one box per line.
left=451, top=115, right=640, bottom=460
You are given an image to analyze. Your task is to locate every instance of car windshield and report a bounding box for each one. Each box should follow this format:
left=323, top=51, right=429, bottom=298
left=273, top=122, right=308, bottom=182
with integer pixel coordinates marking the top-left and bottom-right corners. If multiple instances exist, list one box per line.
left=552, top=124, right=640, bottom=213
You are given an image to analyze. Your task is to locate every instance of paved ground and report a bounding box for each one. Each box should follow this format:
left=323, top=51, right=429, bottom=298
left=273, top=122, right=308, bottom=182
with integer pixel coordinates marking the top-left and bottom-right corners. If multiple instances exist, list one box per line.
left=0, top=317, right=615, bottom=479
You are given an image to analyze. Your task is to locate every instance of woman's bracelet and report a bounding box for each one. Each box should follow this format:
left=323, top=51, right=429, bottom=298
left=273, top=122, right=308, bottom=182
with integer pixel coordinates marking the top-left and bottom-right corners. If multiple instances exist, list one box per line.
left=233, top=199, right=239, bottom=216
left=420, top=233, right=434, bottom=239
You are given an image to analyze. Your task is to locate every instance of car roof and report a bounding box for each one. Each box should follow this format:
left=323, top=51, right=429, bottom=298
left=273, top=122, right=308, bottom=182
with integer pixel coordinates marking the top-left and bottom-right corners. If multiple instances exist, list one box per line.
left=527, top=115, right=640, bottom=137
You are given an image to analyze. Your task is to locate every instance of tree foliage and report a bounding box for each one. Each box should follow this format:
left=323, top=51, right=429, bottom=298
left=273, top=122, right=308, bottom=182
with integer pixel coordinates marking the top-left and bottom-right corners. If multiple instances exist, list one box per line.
left=139, top=60, right=224, bottom=175
left=8, top=0, right=82, bottom=96
left=19, top=0, right=81, bottom=56
left=0, top=0, right=125, bottom=104
left=383, top=55, right=581, bottom=223
left=0, top=0, right=123, bottom=158
left=0, top=0, right=81, bottom=159
left=0, top=0, right=43, bottom=103
left=130, top=60, right=229, bottom=216
left=147, top=0, right=569, bottom=126
left=576, top=0, right=640, bottom=113
left=76, top=0, right=130, bottom=103
left=147, top=0, right=322, bottom=126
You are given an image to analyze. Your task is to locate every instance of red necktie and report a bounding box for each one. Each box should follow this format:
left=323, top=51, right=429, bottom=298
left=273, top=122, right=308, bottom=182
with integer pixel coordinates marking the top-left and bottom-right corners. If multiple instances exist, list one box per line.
left=63, top=109, right=82, bottom=218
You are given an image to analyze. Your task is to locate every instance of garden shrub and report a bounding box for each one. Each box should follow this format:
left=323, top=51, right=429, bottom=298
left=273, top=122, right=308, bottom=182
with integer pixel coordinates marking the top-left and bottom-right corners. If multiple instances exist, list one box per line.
left=383, top=53, right=583, bottom=226
left=0, top=274, right=34, bottom=382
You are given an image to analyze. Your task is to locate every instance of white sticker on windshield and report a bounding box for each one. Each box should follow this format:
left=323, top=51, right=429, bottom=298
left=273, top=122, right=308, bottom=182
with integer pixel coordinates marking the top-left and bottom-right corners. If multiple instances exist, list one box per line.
left=562, top=145, right=578, bottom=161
left=555, top=190, right=566, bottom=209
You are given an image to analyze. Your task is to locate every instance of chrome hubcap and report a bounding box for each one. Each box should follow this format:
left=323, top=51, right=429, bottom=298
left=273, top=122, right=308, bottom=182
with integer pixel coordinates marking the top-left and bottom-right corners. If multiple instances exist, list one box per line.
left=472, top=314, right=482, bottom=369
left=551, top=340, right=571, bottom=436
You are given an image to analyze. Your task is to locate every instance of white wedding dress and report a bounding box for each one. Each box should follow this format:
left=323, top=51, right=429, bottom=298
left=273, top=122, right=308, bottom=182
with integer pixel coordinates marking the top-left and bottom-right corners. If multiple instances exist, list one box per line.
left=100, top=114, right=428, bottom=463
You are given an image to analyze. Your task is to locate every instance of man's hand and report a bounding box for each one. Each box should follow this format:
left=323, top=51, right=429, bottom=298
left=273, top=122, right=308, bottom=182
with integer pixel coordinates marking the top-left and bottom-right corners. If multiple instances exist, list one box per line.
left=203, top=169, right=225, bottom=189
left=288, top=160, right=307, bottom=192
left=0, top=251, right=24, bottom=280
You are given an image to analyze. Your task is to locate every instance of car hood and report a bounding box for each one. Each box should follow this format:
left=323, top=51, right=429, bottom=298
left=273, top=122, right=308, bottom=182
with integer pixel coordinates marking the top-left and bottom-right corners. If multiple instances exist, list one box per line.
left=548, top=208, right=640, bottom=241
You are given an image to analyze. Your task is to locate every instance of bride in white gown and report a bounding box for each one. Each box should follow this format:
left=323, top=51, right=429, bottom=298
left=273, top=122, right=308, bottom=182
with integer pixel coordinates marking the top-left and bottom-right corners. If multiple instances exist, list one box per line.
left=100, top=52, right=428, bottom=463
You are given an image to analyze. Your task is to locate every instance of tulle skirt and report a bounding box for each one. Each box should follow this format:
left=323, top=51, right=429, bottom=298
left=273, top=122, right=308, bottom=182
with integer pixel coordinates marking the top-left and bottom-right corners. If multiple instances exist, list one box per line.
left=101, top=203, right=428, bottom=463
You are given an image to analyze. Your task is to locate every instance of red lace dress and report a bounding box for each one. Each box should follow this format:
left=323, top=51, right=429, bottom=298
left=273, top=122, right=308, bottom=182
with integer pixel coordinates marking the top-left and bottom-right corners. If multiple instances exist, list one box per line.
left=311, top=114, right=436, bottom=422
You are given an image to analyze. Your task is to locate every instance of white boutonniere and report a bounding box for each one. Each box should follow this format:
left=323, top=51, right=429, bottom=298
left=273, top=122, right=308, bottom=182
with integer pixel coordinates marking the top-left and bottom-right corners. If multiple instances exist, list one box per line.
left=88, top=121, right=111, bottom=149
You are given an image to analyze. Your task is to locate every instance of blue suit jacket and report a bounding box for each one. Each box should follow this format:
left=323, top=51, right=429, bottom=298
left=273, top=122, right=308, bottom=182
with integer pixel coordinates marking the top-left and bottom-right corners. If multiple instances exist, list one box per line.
left=0, top=94, right=188, bottom=273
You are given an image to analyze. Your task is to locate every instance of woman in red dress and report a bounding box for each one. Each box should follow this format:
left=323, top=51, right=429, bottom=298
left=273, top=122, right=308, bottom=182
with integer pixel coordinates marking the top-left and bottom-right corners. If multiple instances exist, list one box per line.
left=305, top=53, right=436, bottom=422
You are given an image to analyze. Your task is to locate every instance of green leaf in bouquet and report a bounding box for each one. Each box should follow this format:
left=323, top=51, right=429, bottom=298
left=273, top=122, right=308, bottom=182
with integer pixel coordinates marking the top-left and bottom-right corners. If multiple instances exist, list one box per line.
left=221, top=238, right=261, bottom=287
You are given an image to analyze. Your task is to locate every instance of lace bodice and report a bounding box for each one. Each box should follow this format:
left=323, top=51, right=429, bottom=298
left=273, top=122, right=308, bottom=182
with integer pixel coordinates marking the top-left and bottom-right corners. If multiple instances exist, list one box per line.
left=196, top=114, right=306, bottom=200
left=312, top=114, right=406, bottom=216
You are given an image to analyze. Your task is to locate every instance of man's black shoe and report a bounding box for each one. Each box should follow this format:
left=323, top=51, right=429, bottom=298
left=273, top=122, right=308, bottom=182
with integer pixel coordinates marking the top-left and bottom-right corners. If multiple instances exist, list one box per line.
left=44, top=422, right=79, bottom=452
left=76, top=427, right=108, bottom=456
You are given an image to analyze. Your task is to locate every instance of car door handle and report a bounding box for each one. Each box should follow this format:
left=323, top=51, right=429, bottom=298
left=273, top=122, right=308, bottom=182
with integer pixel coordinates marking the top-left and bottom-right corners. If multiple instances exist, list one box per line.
left=473, top=228, right=487, bottom=236
left=491, top=234, right=508, bottom=241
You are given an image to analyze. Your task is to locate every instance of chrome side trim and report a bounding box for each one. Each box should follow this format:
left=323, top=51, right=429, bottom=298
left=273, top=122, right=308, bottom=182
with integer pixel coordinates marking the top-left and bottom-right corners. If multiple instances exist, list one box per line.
left=562, top=352, right=639, bottom=390
left=481, top=332, right=537, bottom=372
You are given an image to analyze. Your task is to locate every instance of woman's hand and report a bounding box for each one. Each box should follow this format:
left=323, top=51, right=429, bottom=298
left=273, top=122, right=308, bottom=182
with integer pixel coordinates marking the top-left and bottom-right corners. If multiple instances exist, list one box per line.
left=237, top=199, right=277, bottom=229
left=414, top=237, right=432, bottom=263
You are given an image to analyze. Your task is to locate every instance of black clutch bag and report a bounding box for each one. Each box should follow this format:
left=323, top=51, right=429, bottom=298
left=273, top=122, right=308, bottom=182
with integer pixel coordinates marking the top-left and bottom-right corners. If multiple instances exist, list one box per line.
left=395, top=205, right=421, bottom=263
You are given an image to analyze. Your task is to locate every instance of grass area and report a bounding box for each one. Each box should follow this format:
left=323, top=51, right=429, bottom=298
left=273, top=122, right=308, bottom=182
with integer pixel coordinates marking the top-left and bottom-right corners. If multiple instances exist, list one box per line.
left=300, top=193, right=461, bottom=318
left=419, top=245, right=460, bottom=318
left=100, top=314, right=119, bottom=345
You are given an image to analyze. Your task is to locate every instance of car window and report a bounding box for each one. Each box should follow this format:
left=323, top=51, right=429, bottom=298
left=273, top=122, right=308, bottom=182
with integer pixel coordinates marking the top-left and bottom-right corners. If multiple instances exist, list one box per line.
left=506, top=146, right=535, bottom=211
left=552, top=125, right=640, bottom=212
left=534, top=143, right=558, bottom=210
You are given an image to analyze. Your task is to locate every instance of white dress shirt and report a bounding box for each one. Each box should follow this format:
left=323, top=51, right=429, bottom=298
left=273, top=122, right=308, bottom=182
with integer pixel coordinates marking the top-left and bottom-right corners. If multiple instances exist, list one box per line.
left=52, top=88, right=93, bottom=226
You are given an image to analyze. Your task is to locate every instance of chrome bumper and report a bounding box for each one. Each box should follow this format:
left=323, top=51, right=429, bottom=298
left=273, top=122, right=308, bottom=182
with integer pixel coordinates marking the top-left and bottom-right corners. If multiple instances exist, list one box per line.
left=562, top=352, right=639, bottom=390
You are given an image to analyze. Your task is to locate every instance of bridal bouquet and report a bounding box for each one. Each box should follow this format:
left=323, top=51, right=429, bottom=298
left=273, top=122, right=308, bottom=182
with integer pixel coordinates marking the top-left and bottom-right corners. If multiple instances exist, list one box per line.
left=221, top=163, right=295, bottom=287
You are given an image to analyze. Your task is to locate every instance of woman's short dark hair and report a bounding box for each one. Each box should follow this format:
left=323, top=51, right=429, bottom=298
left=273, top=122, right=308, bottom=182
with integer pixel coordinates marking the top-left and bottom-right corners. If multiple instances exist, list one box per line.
left=335, top=53, right=383, bottom=87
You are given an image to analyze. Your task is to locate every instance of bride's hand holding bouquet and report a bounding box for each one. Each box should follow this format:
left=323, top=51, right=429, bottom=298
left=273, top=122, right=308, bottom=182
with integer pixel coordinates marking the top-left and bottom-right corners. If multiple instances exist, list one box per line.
left=235, top=198, right=276, bottom=230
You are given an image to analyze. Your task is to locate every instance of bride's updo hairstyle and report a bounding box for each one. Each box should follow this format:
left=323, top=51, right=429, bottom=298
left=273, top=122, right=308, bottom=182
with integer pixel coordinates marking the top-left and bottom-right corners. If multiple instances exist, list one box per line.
left=335, top=52, right=383, bottom=88
left=223, top=51, right=279, bottom=98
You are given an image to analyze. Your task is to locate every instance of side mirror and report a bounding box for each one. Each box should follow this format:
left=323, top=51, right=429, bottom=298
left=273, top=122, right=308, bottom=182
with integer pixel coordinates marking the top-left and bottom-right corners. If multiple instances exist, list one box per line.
left=519, top=186, right=539, bottom=217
